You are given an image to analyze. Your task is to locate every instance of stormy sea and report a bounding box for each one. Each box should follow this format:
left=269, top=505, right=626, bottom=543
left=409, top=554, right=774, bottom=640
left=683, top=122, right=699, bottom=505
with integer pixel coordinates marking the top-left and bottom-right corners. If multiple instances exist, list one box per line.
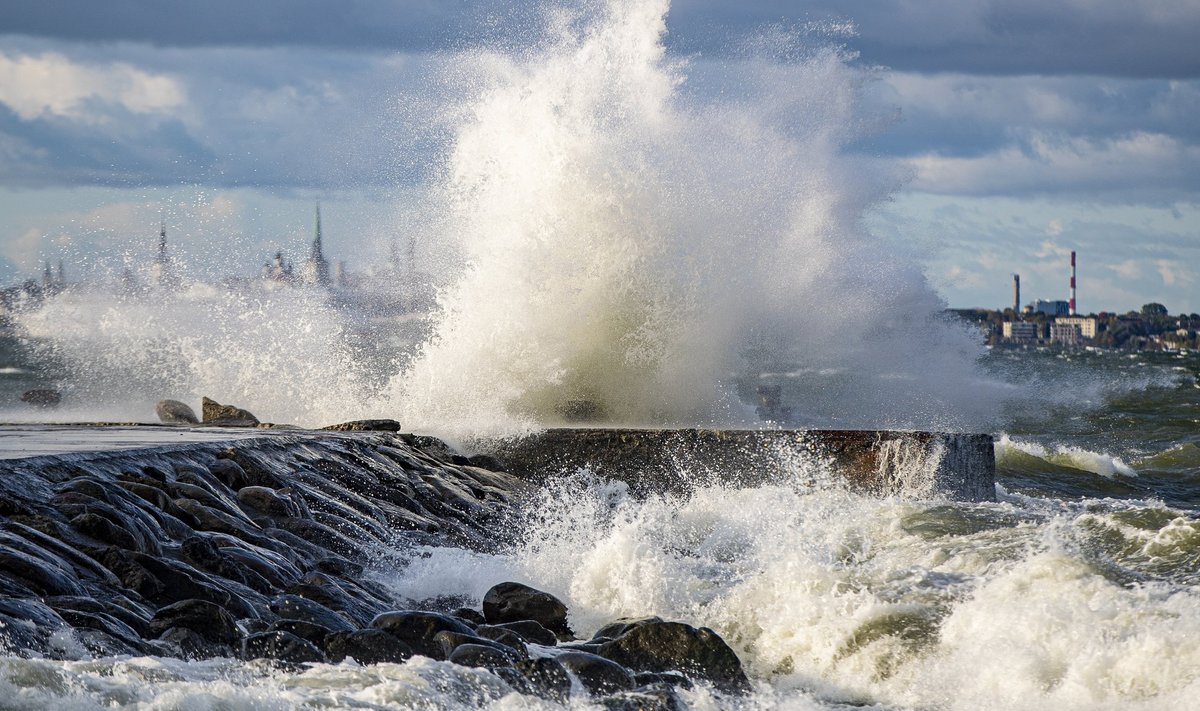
left=0, top=1, right=1197, bottom=709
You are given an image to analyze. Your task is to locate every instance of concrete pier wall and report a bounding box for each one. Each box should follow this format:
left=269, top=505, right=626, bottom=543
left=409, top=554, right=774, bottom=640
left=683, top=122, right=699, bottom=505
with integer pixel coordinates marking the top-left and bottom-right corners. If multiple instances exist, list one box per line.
left=487, top=428, right=996, bottom=502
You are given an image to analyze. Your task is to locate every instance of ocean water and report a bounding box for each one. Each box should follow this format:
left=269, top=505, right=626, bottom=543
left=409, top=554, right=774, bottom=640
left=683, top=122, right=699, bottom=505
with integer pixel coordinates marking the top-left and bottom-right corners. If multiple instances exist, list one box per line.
left=1, top=0, right=1198, bottom=707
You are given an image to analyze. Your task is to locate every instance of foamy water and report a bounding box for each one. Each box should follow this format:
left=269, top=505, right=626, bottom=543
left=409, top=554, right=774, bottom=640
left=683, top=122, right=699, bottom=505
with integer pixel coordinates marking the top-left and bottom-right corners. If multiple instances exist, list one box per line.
left=4, top=466, right=1198, bottom=710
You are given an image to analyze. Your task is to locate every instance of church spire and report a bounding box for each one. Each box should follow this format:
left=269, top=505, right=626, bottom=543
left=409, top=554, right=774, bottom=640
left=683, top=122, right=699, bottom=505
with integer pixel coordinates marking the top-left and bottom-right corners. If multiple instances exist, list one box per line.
left=311, top=202, right=324, bottom=261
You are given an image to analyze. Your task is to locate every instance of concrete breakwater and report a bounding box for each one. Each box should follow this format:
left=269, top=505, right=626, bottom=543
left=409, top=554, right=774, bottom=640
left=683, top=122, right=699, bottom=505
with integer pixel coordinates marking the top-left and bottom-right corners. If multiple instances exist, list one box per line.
left=0, top=428, right=755, bottom=707
left=487, top=428, right=996, bottom=502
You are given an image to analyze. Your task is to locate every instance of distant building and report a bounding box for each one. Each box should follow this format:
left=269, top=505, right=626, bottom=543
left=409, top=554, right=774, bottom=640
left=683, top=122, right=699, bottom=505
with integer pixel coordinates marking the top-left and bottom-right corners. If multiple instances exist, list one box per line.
left=1003, top=321, right=1038, bottom=342
left=1055, top=316, right=1097, bottom=339
left=1031, top=299, right=1070, bottom=316
left=1050, top=322, right=1083, bottom=346
left=263, top=251, right=294, bottom=283
left=299, top=202, right=331, bottom=287
left=149, top=221, right=179, bottom=290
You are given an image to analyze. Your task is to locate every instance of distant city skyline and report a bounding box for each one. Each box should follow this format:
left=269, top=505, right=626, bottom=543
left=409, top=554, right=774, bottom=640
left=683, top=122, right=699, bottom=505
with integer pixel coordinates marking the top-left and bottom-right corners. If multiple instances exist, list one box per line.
left=0, top=0, right=1196, bottom=312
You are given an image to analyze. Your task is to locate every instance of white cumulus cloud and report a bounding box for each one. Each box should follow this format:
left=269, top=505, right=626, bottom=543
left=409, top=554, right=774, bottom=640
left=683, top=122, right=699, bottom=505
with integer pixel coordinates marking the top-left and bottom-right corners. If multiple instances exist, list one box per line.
left=0, top=51, right=186, bottom=123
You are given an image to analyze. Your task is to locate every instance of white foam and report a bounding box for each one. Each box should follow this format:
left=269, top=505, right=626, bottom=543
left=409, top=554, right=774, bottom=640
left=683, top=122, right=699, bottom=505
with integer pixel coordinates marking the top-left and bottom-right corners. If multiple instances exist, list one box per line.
left=997, top=434, right=1138, bottom=478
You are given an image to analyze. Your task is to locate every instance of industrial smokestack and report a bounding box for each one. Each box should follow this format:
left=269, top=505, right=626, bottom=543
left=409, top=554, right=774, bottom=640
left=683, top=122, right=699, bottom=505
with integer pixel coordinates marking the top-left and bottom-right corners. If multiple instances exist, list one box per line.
left=1013, top=274, right=1020, bottom=314
left=1069, top=251, right=1077, bottom=315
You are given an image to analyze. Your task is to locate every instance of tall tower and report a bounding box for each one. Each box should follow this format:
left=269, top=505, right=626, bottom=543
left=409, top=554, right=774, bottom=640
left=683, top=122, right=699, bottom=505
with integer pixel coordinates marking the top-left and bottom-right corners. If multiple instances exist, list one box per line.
left=150, top=220, right=178, bottom=290
left=1069, top=251, right=1077, bottom=316
left=301, top=202, right=331, bottom=287
left=1012, top=274, right=1020, bottom=314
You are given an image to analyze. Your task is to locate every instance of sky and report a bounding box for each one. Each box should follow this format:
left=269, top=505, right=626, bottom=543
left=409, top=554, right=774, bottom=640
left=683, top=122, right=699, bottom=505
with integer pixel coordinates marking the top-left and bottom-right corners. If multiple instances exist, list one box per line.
left=0, top=0, right=1197, bottom=313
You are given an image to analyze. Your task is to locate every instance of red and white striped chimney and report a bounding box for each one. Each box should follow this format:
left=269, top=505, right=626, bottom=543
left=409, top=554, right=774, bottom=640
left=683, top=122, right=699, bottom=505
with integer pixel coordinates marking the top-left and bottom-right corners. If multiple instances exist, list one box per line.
left=1069, top=251, right=1077, bottom=315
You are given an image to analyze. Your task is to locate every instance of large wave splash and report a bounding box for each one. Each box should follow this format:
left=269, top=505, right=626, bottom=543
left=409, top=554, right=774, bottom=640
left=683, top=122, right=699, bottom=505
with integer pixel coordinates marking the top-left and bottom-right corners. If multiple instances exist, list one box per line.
left=388, top=0, right=994, bottom=437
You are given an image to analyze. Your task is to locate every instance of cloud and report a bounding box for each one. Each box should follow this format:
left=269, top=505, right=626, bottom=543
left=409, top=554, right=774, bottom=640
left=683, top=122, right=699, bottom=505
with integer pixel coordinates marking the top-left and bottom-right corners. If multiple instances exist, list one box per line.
left=0, top=51, right=184, bottom=122
left=908, top=131, right=1200, bottom=200
left=3, top=1, right=1199, bottom=78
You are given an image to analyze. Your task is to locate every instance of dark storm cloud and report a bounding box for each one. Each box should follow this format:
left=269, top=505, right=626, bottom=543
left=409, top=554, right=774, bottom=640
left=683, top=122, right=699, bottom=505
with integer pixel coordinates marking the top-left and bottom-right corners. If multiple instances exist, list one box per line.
left=2, top=1, right=1199, bottom=77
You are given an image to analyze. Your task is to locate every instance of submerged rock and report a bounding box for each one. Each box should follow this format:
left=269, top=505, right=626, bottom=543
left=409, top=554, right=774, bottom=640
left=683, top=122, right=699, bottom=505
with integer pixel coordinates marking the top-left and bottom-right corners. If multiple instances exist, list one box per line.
left=201, top=397, right=259, bottom=427
left=156, top=399, right=199, bottom=424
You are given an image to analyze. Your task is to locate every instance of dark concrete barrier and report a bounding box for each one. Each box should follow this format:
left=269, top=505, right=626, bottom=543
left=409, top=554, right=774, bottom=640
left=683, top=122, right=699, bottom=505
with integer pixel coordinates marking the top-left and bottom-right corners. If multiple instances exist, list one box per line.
left=485, top=429, right=996, bottom=502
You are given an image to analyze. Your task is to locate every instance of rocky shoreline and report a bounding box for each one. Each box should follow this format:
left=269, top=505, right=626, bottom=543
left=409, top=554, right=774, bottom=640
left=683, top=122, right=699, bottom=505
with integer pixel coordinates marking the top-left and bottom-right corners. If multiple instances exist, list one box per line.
left=0, top=427, right=752, bottom=708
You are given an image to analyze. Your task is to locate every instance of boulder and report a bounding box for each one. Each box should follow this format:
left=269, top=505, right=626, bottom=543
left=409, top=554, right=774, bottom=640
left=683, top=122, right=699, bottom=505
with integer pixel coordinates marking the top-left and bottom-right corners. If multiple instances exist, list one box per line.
left=447, top=643, right=517, bottom=669
left=325, top=629, right=413, bottom=665
left=243, top=630, right=325, bottom=664
left=482, top=582, right=573, bottom=639
left=555, top=650, right=637, bottom=695
left=201, top=397, right=259, bottom=427
left=597, top=621, right=750, bottom=694
left=156, top=399, right=199, bottom=424
left=148, top=599, right=240, bottom=645
left=433, top=630, right=526, bottom=663
left=370, top=610, right=474, bottom=659
left=513, top=657, right=572, bottom=703
left=480, top=620, right=558, bottom=646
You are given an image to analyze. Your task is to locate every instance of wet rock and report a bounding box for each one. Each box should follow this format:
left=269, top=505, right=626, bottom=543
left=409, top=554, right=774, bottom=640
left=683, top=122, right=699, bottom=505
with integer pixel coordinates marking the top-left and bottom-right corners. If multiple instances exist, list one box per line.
left=243, top=630, right=325, bottom=664
left=447, top=643, right=516, bottom=669
left=471, top=625, right=530, bottom=655
left=271, top=594, right=355, bottom=633
left=433, top=630, right=526, bottom=663
left=237, top=486, right=299, bottom=517
left=320, top=420, right=401, bottom=432
left=71, top=513, right=141, bottom=551
left=57, top=608, right=146, bottom=652
left=452, top=607, right=486, bottom=626
left=20, top=389, right=61, bottom=407
left=594, top=616, right=664, bottom=641
left=268, top=619, right=333, bottom=647
left=149, top=599, right=240, bottom=645
left=156, top=399, right=199, bottom=424
left=156, top=626, right=234, bottom=660
left=556, top=650, right=637, bottom=695
left=597, top=621, right=751, bottom=694
left=482, top=582, right=573, bottom=639
left=634, top=671, right=694, bottom=689
left=208, top=459, right=250, bottom=490
left=0, top=544, right=84, bottom=597
left=201, top=397, right=259, bottom=427
left=513, top=657, right=572, bottom=703
left=601, top=688, right=685, bottom=711
left=0, top=600, right=67, bottom=654
left=74, top=627, right=145, bottom=657
left=479, top=620, right=558, bottom=647
left=370, top=610, right=474, bottom=660
left=324, top=629, right=413, bottom=664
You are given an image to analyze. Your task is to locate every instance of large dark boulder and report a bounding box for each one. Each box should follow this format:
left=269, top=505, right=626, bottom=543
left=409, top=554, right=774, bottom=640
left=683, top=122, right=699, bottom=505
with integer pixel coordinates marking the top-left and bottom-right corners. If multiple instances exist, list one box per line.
left=597, top=621, right=750, bottom=694
left=270, top=594, right=355, bottom=632
left=482, top=582, right=573, bottom=639
left=480, top=620, right=558, bottom=646
left=555, top=650, right=636, bottom=695
left=370, top=610, right=474, bottom=659
left=325, top=629, right=413, bottom=664
left=156, top=399, right=199, bottom=424
left=148, top=599, right=240, bottom=645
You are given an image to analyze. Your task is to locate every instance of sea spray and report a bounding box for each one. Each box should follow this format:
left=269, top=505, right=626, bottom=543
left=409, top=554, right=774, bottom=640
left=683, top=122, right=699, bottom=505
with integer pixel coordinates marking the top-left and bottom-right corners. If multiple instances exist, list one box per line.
left=388, top=0, right=997, bottom=437
left=14, top=284, right=372, bottom=425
